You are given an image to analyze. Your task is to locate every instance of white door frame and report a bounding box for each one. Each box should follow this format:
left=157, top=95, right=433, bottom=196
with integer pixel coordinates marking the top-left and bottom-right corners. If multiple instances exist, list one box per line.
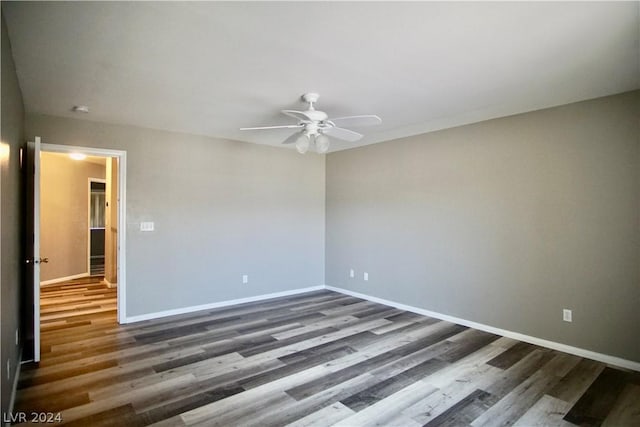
left=30, top=137, right=41, bottom=362
left=40, top=143, right=127, bottom=324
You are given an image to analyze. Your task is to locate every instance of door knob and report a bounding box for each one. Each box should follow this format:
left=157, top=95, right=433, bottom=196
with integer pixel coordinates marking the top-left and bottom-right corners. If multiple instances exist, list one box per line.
left=25, top=257, right=49, bottom=264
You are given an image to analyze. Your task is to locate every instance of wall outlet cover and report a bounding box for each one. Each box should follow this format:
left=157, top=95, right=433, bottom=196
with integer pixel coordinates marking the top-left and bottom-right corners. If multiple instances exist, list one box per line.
left=563, top=309, right=572, bottom=322
left=140, top=221, right=155, bottom=232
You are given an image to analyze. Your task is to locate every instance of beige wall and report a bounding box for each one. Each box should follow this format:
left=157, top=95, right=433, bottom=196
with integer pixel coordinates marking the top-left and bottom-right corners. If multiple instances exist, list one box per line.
left=40, top=153, right=106, bottom=282
left=104, top=157, right=118, bottom=284
left=326, top=90, right=640, bottom=363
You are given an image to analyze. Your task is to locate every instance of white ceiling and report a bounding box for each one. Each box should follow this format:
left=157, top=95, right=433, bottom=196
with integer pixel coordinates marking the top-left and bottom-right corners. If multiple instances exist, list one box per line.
left=3, top=2, right=639, bottom=152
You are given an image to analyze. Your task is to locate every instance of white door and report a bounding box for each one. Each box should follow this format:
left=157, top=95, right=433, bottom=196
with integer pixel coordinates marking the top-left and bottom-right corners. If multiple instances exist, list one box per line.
left=25, top=136, right=42, bottom=362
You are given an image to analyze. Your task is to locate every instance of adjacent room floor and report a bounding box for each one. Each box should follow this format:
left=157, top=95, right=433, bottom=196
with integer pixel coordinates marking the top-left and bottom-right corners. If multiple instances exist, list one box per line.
left=14, top=277, right=640, bottom=426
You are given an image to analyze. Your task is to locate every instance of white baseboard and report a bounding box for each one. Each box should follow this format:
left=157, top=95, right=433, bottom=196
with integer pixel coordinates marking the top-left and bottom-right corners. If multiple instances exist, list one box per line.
left=114, top=282, right=640, bottom=371
left=40, top=272, right=90, bottom=286
left=102, top=278, right=117, bottom=289
left=123, top=285, right=325, bottom=324
left=6, top=349, right=22, bottom=427
left=325, top=285, right=640, bottom=372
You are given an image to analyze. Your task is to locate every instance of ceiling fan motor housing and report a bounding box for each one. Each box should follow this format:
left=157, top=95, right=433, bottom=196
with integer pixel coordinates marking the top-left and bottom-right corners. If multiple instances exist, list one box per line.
left=303, top=122, right=320, bottom=136
left=302, top=110, right=328, bottom=122
left=240, top=92, right=380, bottom=151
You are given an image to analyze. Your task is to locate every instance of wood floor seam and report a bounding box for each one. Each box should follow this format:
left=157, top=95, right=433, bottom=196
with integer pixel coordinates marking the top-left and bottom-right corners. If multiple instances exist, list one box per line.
left=14, top=277, right=639, bottom=426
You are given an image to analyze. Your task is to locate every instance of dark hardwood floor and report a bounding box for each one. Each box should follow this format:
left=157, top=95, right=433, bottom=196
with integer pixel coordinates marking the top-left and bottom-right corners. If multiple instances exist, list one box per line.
left=14, top=277, right=640, bottom=426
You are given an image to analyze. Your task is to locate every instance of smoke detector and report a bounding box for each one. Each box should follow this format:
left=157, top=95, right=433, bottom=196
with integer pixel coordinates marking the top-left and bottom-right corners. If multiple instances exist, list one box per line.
left=72, top=105, right=90, bottom=113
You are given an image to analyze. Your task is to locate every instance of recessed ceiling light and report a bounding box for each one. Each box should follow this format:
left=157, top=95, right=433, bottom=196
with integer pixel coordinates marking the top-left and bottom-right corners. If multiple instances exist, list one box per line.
left=69, top=153, right=87, bottom=160
left=72, top=105, right=90, bottom=113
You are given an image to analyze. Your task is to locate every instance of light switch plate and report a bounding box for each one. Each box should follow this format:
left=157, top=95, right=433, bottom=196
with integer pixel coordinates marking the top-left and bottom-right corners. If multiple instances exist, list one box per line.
left=140, top=221, right=154, bottom=232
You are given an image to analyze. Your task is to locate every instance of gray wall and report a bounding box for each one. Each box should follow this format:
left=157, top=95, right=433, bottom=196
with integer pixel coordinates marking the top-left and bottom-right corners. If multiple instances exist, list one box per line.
left=40, top=153, right=106, bottom=282
left=1, top=11, right=25, bottom=416
left=326, top=91, right=640, bottom=362
left=25, top=115, right=325, bottom=317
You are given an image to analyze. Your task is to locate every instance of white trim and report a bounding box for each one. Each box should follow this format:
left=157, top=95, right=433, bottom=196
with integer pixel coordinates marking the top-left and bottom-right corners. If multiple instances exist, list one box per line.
left=102, top=278, right=117, bottom=289
left=117, top=153, right=126, bottom=324
left=123, top=286, right=325, bottom=324
left=6, top=349, right=22, bottom=427
left=32, top=137, right=41, bottom=362
left=40, top=143, right=127, bottom=324
left=40, top=272, right=90, bottom=286
left=100, top=281, right=640, bottom=370
left=325, top=285, right=640, bottom=372
left=41, top=143, right=126, bottom=158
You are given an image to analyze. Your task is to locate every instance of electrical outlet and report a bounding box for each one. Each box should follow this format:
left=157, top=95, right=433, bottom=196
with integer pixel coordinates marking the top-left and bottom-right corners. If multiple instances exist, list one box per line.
left=349, top=269, right=354, bottom=278
left=140, top=221, right=154, bottom=232
left=364, top=272, right=369, bottom=281
left=563, top=309, right=572, bottom=322
left=6, top=360, right=10, bottom=380
left=242, top=274, right=248, bottom=284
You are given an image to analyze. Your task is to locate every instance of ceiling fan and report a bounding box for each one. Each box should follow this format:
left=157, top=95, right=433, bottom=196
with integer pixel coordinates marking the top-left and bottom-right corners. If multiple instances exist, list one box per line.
left=240, top=93, right=382, bottom=154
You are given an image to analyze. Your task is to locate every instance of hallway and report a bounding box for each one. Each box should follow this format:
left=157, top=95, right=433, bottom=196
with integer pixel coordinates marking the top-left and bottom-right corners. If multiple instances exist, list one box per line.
left=32, top=277, right=117, bottom=362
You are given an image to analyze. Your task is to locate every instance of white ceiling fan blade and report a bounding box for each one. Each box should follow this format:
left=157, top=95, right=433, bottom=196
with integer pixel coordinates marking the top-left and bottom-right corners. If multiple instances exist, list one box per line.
left=324, top=127, right=363, bottom=142
left=240, top=124, right=303, bottom=131
left=282, top=132, right=302, bottom=144
left=328, top=115, right=382, bottom=127
left=281, top=110, right=312, bottom=121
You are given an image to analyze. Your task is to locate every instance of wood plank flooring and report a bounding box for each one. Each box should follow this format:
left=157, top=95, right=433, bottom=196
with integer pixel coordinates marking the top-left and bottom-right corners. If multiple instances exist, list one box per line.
left=14, top=277, right=640, bottom=426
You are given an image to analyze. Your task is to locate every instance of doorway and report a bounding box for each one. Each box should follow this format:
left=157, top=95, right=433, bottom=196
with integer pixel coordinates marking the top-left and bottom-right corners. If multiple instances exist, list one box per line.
left=89, top=178, right=107, bottom=276
left=26, top=140, right=127, bottom=362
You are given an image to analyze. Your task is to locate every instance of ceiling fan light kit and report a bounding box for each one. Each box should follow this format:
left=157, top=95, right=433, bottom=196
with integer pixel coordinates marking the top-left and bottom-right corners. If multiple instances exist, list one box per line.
left=240, top=93, right=381, bottom=154
left=295, top=133, right=310, bottom=154
left=315, top=134, right=330, bottom=154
